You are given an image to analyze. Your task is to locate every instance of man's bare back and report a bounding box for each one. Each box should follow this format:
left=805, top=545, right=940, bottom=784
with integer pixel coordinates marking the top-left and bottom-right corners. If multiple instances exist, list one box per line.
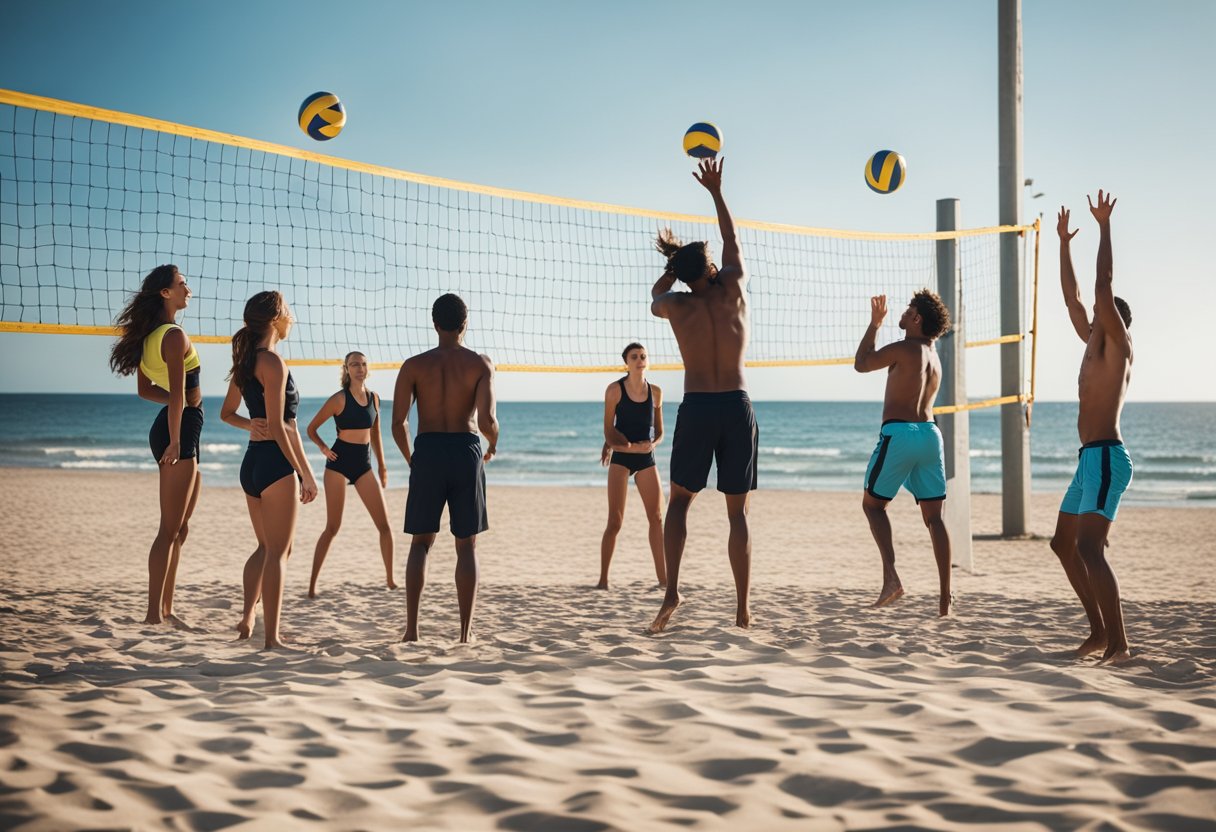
left=880, top=340, right=941, bottom=422
left=663, top=282, right=749, bottom=393
left=1077, top=327, right=1132, bottom=444
left=399, top=346, right=493, bottom=435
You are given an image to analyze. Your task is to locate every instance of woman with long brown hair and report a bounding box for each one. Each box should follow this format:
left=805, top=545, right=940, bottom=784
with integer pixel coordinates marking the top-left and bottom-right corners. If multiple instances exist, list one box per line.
left=109, top=264, right=203, bottom=626
left=220, top=291, right=317, bottom=649
left=598, top=342, right=666, bottom=590
left=305, top=350, right=396, bottom=597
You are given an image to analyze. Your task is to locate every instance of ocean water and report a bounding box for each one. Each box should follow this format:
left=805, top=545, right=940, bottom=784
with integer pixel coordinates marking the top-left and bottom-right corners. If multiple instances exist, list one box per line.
left=0, top=395, right=1212, bottom=507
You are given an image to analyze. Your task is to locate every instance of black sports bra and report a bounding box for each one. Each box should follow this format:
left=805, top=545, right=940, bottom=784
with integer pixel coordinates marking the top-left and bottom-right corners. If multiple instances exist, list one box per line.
left=334, top=387, right=376, bottom=430
left=242, top=351, right=299, bottom=421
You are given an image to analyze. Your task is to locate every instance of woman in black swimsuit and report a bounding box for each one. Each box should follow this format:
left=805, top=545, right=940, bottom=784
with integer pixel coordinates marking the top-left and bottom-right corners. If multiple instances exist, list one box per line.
left=598, top=342, right=666, bottom=589
left=220, top=291, right=317, bottom=649
left=305, top=351, right=396, bottom=597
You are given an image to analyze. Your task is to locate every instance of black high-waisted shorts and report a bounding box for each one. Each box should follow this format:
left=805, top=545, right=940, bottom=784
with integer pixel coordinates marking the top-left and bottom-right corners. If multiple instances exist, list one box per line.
left=610, top=450, right=656, bottom=476
left=240, top=440, right=295, bottom=497
left=326, top=439, right=373, bottom=485
left=149, top=405, right=204, bottom=461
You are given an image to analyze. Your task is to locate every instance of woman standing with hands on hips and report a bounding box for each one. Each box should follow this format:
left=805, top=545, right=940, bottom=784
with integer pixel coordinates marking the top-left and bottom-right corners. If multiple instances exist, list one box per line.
left=220, top=291, right=317, bottom=649
left=305, top=351, right=396, bottom=598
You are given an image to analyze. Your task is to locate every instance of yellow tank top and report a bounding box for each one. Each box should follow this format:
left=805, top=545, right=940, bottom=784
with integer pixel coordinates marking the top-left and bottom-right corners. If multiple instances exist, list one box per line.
left=140, top=323, right=201, bottom=389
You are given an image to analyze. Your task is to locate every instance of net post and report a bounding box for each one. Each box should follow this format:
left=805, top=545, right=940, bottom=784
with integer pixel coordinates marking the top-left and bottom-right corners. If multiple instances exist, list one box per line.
left=999, top=0, right=1031, bottom=535
left=936, top=199, right=973, bottom=572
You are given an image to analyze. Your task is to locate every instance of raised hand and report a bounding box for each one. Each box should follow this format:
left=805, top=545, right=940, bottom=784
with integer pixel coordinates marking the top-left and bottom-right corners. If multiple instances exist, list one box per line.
left=692, top=157, right=724, bottom=193
left=1087, top=189, right=1117, bottom=224
left=1057, top=207, right=1079, bottom=241
left=870, top=295, right=888, bottom=327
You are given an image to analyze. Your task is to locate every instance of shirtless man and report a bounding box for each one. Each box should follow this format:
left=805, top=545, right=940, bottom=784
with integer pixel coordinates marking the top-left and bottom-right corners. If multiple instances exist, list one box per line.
left=648, top=157, right=758, bottom=634
left=854, top=290, right=953, bottom=616
left=392, top=293, right=499, bottom=644
left=1049, top=190, right=1134, bottom=665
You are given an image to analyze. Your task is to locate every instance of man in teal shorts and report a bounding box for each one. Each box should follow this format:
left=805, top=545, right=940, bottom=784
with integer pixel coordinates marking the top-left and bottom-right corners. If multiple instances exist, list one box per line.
left=854, top=290, right=953, bottom=617
left=1050, top=191, right=1134, bottom=665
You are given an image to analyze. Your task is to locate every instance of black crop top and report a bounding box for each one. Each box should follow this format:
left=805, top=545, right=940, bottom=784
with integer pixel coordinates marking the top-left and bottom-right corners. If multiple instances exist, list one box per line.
left=334, top=387, right=376, bottom=430
left=614, top=378, right=654, bottom=443
left=243, top=362, right=299, bottom=422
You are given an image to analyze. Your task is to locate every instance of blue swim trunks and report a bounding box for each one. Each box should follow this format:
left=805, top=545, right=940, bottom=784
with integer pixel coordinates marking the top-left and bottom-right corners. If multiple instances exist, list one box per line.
left=1060, top=439, right=1133, bottom=522
left=863, top=420, right=947, bottom=503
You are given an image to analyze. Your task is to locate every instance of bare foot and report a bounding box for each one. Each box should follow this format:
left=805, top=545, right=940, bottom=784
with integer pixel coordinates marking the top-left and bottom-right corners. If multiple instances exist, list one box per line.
left=235, top=618, right=253, bottom=640
left=939, top=593, right=954, bottom=617
left=1075, top=632, right=1108, bottom=657
left=262, top=637, right=290, bottom=650
left=386, top=579, right=399, bottom=590
left=872, top=585, right=904, bottom=608
left=736, top=608, right=752, bottom=628
left=402, top=629, right=418, bottom=643
left=1098, top=646, right=1133, bottom=666
left=648, top=593, right=683, bottom=634
left=307, top=587, right=318, bottom=599
left=594, top=580, right=609, bottom=590
left=143, top=614, right=164, bottom=625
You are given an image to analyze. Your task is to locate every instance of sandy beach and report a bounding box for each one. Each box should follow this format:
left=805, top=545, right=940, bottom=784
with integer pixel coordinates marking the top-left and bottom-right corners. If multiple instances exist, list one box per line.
left=1, top=467, right=1214, bottom=830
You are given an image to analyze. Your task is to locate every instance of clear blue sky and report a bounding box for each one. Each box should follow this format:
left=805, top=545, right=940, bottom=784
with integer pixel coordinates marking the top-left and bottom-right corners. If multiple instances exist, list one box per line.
left=1, top=0, right=1212, bottom=401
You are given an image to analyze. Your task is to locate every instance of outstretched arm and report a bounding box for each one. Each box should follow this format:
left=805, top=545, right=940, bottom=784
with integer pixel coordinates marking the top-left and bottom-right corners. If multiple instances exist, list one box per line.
left=1057, top=207, right=1090, bottom=342
left=1088, top=189, right=1128, bottom=342
left=854, top=295, right=902, bottom=373
left=693, top=157, right=745, bottom=285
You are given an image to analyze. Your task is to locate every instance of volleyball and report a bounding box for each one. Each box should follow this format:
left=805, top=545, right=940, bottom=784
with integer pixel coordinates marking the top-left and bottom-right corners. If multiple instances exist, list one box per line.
left=298, top=92, right=346, bottom=141
left=683, top=122, right=722, bottom=159
left=865, top=150, right=906, bottom=194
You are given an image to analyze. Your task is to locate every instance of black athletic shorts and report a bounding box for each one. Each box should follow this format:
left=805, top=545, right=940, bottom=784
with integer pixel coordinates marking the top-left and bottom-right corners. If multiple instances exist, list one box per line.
left=610, top=450, right=656, bottom=476
left=149, top=405, right=204, bottom=461
left=326, top=439, right=373, bottom=485
left=404, top=432, right=488, bottom=539
left=670, top=391, right=758, bottom=494
left=240, top=440, right=296, bottom=498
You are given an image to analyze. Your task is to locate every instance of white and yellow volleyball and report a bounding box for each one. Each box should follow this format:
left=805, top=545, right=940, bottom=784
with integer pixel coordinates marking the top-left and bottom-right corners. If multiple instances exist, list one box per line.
left=864, top=150, right=906, bottom=194
left=298, top=92, right=346, bottom=141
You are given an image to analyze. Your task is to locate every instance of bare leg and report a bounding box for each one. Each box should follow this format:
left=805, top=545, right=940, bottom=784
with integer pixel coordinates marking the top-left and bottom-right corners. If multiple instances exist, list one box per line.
left=353, top=469, right=397, bottom=589
left=1050, top=512, right=1106, bottom=655
left=919, top=499, right=952, bottom=616
left=403, top=533, right=436, bottom=642
left=163, top=468, right=202, bottom=620
left=454, top=535, right=479, bottom=643
left=725, top=492, right=752, bottom=628
left=237, top=494, right=267, bottom=639
left=256, top=475, right=299, bottom=649
left=308, top=469, right=346, bottom=598
left=598, top=465, right=629, bottom=588
left=144, top=459, right=198, bottom=624
left=1076, top=514, right=1131, bottom=665
left=863, top=493, right=903, bottom=607
left=634, top=466, right=667, bottom=588
left=649, top=484, right=694, bottom=633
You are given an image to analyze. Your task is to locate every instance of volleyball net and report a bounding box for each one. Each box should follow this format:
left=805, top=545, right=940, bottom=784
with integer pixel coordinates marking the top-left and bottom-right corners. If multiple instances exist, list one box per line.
left=0, top=89, right=1038, bottom=411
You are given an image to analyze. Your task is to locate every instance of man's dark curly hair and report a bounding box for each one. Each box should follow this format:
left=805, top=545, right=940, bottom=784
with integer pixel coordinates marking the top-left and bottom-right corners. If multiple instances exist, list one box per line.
left=911, top=289, right=951, bottom=339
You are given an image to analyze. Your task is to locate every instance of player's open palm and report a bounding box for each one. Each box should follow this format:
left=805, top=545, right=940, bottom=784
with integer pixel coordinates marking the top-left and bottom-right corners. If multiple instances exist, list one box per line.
left=1088, top=189, right=1116, bottom=223
left=870, top=295, right=887, bottom=327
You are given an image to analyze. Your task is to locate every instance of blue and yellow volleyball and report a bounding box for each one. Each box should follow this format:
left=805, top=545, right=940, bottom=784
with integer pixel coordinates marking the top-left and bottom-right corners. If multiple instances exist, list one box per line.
left=683, top=122, right=722, bottom=159
left=865, top=150, right=906, bottom=194
left=298, top=92, right=346, bottom=141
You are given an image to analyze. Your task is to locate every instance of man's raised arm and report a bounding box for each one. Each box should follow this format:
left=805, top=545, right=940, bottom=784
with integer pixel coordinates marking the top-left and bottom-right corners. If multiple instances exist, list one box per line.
left=693, top=157, right=744, bottom=284
left=650, top=270, right=678, bottom=318
left=854, top=295, right=902, bottom=373
left=1057, top=207, right=1090, bottom=342
left=1088, top=189, right=1128, bottom=341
